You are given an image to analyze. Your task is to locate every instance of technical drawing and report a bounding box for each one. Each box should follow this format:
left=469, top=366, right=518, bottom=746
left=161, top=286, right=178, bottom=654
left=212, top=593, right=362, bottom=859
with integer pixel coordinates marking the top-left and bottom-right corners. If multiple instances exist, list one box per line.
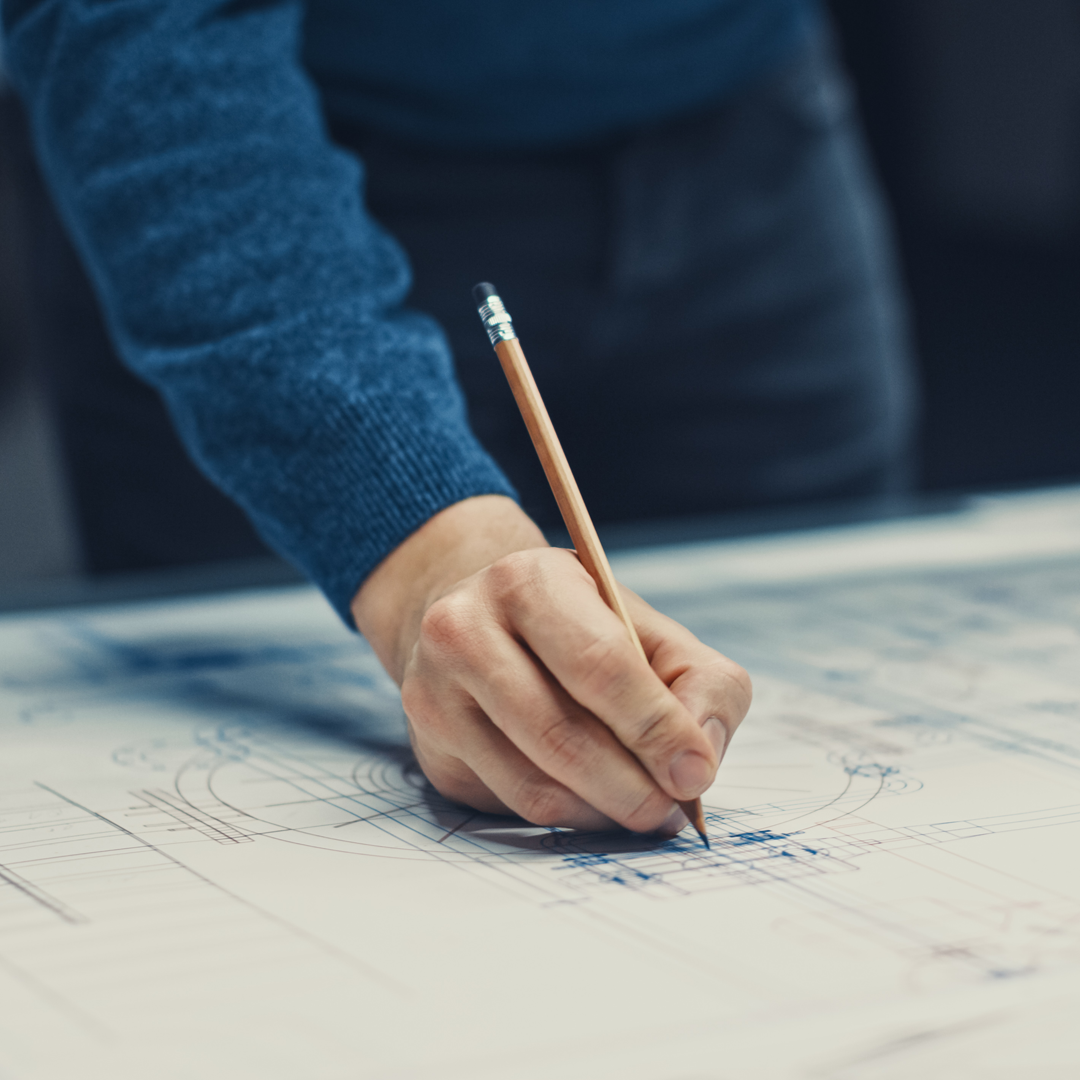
left=2, top=526, right=1080, bottom=1080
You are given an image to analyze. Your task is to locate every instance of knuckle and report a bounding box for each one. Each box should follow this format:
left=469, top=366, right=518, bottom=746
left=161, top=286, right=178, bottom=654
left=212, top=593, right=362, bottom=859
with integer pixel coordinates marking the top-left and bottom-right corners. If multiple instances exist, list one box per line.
left=412, top=747, right=466, bottom=800
left=484, top=550, right=539, bottom=604
left=418, top=592, right=475, bottom=655
left=731, top=663, right=753, bottom=707
left=621, top=788, right=675, bottom=834
left=630, top=704, right=686, bottom=761
left=428, top=763, right=507, bottom=816
left=711, top=659, right=754, bottom=725
left=514, top=774, right=572, bottom=827
left=574, top=631, right=634, bottom=700
left=533, top=712, right=590, bottom=772
left=430, top=770, right=481, bottom=809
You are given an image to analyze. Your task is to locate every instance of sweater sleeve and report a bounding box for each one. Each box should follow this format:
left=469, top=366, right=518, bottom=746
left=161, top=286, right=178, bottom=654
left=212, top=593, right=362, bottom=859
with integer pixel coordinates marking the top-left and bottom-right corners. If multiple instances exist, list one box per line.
left=1, top=0, right=517, bottom=624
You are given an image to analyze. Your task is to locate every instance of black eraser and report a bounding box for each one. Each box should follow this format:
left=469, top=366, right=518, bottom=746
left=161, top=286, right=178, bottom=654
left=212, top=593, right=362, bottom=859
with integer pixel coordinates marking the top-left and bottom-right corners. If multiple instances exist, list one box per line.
left=472, top=281, right=498, bottom=306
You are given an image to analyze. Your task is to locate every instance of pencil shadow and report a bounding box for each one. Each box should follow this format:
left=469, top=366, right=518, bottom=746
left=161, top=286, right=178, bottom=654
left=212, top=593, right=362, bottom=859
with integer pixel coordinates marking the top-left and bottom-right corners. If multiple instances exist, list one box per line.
left=444, top=812, right=677, bottom=854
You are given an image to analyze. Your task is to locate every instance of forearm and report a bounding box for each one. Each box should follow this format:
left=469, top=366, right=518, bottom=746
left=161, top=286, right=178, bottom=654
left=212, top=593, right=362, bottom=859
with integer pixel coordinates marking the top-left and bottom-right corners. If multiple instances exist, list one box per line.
left=3, top=0, right=515, bottom=621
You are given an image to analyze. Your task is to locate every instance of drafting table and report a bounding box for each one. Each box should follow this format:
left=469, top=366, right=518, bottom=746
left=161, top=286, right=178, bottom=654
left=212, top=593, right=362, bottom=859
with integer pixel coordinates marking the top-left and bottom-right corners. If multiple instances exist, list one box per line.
left=2, top=486, right=1080, bottom=1079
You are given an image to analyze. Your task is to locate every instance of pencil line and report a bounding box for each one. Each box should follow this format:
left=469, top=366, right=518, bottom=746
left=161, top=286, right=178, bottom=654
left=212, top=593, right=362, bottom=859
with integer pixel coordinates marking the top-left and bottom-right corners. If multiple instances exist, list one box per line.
left=438, top=813, right=477, bottom=843
left=33, top=781, right=411, bottom=996
left=333, top=801, right=428, bottom=827
left=0, top=862, right=87, bottom=924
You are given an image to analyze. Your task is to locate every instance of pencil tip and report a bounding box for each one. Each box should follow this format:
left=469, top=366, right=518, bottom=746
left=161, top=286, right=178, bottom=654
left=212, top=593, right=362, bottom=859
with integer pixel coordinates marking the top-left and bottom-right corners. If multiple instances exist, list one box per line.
left=677, top=798, right=709, bottom=848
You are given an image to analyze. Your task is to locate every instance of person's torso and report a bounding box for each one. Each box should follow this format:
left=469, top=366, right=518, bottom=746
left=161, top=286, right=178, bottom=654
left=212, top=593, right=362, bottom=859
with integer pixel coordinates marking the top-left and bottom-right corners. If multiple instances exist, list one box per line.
left=302, top=0, right=820, bottom=149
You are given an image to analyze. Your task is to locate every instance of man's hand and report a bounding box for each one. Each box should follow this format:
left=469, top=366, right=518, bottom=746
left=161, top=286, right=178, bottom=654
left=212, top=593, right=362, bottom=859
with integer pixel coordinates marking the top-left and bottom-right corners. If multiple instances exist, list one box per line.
left=352, top=496, right=751, bottom=834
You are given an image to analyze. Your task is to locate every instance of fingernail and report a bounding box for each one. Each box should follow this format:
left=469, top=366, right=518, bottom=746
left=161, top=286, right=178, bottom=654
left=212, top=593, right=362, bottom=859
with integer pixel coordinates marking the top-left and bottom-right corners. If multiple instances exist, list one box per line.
left=703, top=716, right=727, bottom=758
left=669, top=751, right=713, bottom=799
left=656, top=805, right=689, bottom=838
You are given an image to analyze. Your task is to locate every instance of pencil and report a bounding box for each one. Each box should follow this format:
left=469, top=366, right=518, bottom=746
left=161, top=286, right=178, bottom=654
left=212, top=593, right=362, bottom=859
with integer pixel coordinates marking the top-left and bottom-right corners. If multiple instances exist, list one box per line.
left=473, top=282, right=709, bottom=847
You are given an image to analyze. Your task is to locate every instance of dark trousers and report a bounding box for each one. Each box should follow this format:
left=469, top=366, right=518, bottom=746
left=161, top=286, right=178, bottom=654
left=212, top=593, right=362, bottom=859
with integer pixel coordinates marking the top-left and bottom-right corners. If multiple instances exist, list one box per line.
left=20, top=33, right=916, bottom=573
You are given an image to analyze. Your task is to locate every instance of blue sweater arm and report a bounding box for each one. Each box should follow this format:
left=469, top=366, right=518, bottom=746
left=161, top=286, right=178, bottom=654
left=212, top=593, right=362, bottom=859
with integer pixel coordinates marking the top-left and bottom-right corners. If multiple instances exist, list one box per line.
left=1, top=0, right=516, bottom=624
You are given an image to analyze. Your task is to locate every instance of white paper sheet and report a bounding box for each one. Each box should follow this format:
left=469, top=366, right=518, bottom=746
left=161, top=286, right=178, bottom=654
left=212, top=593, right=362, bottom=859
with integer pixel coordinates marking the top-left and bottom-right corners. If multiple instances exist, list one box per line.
left=3, top=489, right=1080, bottom=1079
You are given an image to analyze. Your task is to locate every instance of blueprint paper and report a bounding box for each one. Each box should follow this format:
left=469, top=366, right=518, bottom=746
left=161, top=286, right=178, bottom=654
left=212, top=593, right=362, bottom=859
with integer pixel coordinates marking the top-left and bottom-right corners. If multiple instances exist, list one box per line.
left=2, top=490, right=1080, bottom=1079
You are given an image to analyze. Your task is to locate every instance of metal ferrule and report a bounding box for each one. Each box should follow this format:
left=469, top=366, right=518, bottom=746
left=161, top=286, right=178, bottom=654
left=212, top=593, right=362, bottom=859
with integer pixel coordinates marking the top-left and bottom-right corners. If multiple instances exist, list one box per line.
left=477, top=295, right=517, bottom=345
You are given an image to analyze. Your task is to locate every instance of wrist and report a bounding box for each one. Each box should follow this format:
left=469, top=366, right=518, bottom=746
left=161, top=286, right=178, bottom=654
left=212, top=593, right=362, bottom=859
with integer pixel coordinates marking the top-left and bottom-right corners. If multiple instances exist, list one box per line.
left=351, top=495, right=547, bottom=682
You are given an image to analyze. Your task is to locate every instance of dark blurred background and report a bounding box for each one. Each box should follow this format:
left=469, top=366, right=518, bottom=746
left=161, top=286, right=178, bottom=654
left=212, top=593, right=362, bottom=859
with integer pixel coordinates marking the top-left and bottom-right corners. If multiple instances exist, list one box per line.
left=1, top=0, right=1079, bottom=586
left=829, top=0, right=1080, bottom=491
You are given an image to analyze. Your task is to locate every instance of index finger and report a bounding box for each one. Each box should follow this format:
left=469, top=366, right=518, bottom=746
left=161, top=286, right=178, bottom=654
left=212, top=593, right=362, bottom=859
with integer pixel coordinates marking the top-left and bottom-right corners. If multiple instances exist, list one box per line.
left=489, top=550, right=724, bottom=803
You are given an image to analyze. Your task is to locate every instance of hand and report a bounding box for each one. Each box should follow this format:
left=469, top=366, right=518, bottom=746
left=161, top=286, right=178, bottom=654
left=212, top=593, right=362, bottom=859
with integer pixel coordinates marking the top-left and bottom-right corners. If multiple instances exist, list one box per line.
left=351, top=496, right=751, bottom=834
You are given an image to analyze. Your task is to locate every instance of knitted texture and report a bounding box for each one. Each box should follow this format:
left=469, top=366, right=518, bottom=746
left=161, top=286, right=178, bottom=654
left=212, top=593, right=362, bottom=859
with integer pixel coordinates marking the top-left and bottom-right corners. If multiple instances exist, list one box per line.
left=2, top=0, right=812, bottom=623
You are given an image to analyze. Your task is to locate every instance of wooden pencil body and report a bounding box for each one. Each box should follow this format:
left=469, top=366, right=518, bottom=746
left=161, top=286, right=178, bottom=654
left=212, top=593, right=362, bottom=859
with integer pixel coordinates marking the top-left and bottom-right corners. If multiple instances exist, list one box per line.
left=493, top=338, right=706, bottom=840
left=493, top=338, right=646, bottom=663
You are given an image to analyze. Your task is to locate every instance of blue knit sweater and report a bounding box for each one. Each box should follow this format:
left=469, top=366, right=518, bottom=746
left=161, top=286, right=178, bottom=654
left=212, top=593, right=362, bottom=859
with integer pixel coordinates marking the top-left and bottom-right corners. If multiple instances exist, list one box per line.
left=2, top=0, right=815, bottom=622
